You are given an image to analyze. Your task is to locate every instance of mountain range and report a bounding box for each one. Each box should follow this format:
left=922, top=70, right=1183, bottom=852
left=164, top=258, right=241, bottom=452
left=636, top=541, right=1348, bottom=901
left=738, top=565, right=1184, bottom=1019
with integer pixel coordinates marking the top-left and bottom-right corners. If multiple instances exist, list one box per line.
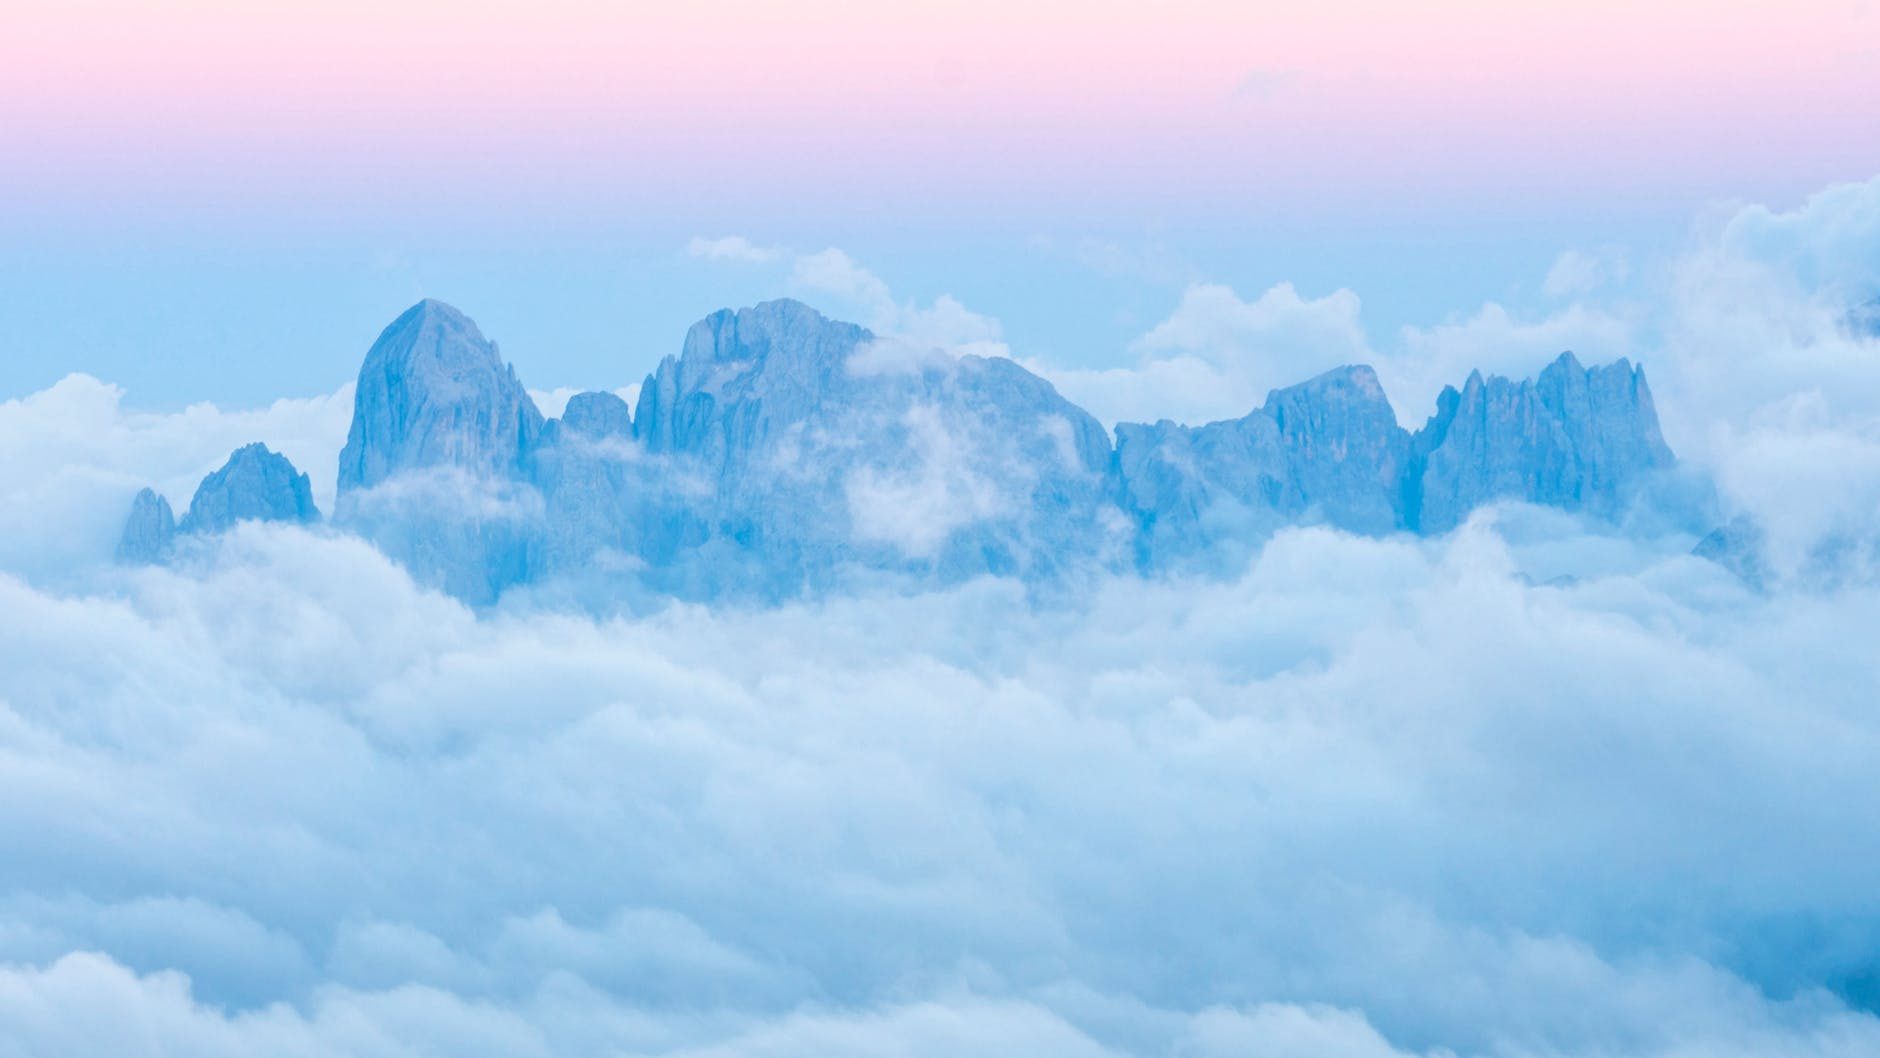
left=120, top=298, right=1690, bottom=603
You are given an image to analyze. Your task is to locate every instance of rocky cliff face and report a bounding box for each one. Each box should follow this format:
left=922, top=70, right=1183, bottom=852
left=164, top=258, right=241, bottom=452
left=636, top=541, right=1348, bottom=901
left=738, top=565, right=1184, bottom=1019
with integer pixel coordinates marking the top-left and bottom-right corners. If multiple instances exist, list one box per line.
left=178, top=443, right=319, bottom=535
left=337, top=299, right=543, bottom=492
left=1407, top=353, right=1674, bottom=534
left=334, top=299, right=546, bottom=604
left=1114, top=365, right=1408, bottom=569
left=624, top=299, right=1119, bottom=597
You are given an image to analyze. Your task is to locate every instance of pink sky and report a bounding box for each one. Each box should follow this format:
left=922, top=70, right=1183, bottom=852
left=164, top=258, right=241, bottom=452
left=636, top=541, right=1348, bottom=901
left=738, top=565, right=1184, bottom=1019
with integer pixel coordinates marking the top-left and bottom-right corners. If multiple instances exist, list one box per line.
left=4, top=0, right=1878, bottom=225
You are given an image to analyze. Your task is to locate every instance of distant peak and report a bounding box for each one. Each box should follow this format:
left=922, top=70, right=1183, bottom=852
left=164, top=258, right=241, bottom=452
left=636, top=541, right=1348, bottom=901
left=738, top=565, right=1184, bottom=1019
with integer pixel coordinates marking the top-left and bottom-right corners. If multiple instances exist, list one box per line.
left=403, top=297, right=472, bottom=323
left=746, top=297, right=821, bottom=317
left=677, top=298, right=872, bottom=369
left=1306, top=363, right=1384, bottom=390
left=1263, top=364, right=1390, bottom=412
left=380, top=298, right=484, bottom=341
left=1543, top=350, right=1586, bottom=374
left=362, top=299, right=499, bottom=375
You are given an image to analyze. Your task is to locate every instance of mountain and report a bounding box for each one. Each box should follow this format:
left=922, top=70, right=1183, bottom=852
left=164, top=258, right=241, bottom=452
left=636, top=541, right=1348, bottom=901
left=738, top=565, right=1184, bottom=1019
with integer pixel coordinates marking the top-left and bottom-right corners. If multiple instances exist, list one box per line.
left=337, top=299, right=543, bottom=492
left=1406, top=353, right=1675, bottom=534
left=333, top=299, right=545, bottom=604
left=1112, top=354, right=1673, bottom=568
left=115, top=444, right=317, bottom=564
left=178, top=442, right=319, bottom=534
left=1114, top=365, right=1407, bottom=570
left=615, top=299, right=1118, bottom=596
left=120, top=298, right=1689, bottom=604
left=115, top=488, right=176, bottom=564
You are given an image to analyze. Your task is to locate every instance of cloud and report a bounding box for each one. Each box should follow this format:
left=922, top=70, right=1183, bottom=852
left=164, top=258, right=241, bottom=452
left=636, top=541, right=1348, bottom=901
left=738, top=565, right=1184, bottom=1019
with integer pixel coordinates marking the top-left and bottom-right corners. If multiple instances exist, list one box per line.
left=1391, top=300, right=1636, bottom=417
left=1543, top=247, right=1630, bottom=299
left=687, top=236, right=784, bottom=265
left=845, top=404, right=1011, bottom=558
left=1031, top=282, right=1371, bottom=427
left=0, top=505, right=1878, bottom=1053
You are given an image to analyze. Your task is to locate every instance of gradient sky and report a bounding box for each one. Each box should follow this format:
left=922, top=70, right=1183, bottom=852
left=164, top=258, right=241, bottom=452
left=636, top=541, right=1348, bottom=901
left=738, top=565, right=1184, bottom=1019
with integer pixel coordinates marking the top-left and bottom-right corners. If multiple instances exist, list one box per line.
left=3, top=0, right=1878, bottom=405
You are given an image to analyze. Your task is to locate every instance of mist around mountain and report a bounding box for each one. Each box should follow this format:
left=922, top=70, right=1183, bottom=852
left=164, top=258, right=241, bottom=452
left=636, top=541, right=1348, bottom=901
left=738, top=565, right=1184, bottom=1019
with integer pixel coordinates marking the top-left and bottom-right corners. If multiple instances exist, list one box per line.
left=118, top=297, right=1711, bottom=607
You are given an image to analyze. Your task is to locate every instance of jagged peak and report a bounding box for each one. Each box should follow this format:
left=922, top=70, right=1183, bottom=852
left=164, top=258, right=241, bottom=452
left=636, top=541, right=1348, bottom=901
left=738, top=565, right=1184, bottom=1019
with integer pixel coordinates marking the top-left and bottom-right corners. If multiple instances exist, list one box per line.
left=115, top=487, right=176, bottom=564
left=1264, top=363, right=1389, bottom=406
left=678, top=298, right=872, bottom=368
left=1543, top=350, right=1586, bottom=375
left=363, top=299, right=503, bottom=376
left=181, top=442, right=318, bottom=532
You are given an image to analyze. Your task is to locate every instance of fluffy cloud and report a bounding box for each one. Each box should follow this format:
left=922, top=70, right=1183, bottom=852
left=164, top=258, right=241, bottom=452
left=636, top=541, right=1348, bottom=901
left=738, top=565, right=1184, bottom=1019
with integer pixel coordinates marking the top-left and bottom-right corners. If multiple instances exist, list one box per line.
left=0, top=509, right=1879, bottom=1053
left=1032, top=282, right=1370, bottom=428
left=1029, top=282, right=1634, bottom=430
left=1543, top=247, right=1631, bottom=299
left=687, top=236, right=784, bottom=265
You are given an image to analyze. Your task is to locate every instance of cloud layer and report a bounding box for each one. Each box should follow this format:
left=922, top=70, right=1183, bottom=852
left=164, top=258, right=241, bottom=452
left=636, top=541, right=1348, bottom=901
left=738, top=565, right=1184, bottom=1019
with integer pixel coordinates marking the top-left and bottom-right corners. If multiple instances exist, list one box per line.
left=1, top=514, right=1878, bottom=1055
left=3, top=179, right=1880, bottom=1054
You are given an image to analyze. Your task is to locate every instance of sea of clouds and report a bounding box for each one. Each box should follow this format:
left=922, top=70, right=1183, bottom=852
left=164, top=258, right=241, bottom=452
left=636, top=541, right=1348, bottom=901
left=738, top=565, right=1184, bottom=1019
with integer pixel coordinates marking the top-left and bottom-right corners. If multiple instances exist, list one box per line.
left=1, top=179, right=1879, bottom=1056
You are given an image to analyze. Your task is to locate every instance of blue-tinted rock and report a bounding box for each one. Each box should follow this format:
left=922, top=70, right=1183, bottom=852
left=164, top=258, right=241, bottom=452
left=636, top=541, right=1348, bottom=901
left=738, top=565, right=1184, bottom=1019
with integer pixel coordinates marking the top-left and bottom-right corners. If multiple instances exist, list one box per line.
left=115, top=488, right=176, bottom=564
left=178, top=443, right=319, bottom=535
left=1114, top=365, right=1408, bottom=569
left=323, top=298, right=1684, bottom=605
left=626, top=299, right=1118, bottom=598
left=338, top=299, right=543, bottom=492
left=1408, top=353, right=1674, bottom=534
left=529, top=390, right=646, bottom=578
left=335, top=300, right=546, bottom=605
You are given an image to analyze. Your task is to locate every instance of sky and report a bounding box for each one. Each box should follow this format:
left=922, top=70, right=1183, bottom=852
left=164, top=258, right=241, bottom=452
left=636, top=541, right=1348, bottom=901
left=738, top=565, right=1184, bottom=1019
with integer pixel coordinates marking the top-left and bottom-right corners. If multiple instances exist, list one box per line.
left=2, top=0, right=1878, bottom=408
left=8, top=4, right=1880, bottom=1056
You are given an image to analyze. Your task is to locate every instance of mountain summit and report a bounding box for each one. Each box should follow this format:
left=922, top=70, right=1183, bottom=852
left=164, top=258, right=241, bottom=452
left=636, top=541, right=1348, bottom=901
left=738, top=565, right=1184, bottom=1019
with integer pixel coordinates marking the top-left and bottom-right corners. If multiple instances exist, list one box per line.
left=338, top=299, right=544, bottom=494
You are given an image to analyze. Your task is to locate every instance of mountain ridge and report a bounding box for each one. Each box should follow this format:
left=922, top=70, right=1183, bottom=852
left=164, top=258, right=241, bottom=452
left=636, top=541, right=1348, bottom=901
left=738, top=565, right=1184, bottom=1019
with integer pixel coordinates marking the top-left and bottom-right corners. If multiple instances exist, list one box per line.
left=121, top=298, right=1691, bottom=603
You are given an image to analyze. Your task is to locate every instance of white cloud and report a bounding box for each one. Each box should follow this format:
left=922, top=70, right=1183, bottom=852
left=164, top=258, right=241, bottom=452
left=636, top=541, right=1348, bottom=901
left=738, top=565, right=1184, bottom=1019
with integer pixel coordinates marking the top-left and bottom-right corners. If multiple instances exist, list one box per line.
left=1543, top=247, right=1630, bottom=299
left=845, top=404, right=1010, bottom=558
left=688, top=236, right=783, bottom=265
left=0, top=508, right=1875, bottom=1054
left=1391, top=300, right=1636, bottom=418
left=1032, top=282, right=1371, bottom=427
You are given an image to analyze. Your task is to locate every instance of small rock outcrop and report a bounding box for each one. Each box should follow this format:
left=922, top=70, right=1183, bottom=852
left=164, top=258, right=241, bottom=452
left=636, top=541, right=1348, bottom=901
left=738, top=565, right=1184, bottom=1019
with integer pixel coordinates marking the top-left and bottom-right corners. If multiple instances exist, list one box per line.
left=115, top=488, right=176, bottom=564
left=178, top=443, right=319, bottom=535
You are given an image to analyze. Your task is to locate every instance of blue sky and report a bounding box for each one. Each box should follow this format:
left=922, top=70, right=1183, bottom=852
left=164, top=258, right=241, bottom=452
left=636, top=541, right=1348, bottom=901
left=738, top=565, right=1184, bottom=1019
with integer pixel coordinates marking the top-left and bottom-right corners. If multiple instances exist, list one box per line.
left=1, top=207, right=1692, bottom=412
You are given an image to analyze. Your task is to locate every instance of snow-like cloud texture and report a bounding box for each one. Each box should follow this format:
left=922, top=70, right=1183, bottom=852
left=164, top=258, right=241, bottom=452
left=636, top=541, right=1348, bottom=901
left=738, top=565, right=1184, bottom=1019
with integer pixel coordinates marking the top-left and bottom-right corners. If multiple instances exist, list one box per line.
left=2, top=518, right=1878, bottom=1056
left=4, top=180, right=1880, bottom=1055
